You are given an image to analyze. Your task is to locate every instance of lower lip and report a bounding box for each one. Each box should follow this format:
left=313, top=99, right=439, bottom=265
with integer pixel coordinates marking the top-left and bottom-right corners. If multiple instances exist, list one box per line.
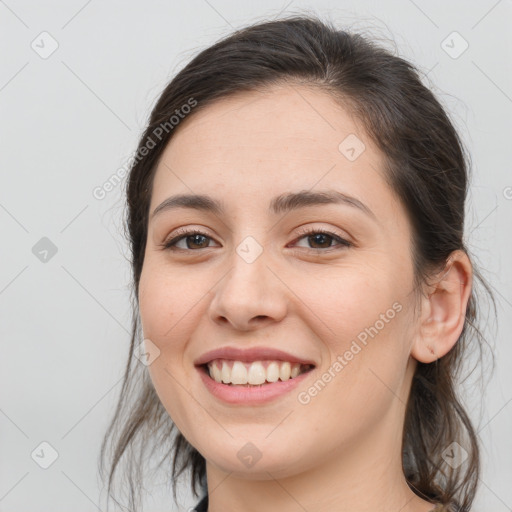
left=196, top=366, right=314, bottom=405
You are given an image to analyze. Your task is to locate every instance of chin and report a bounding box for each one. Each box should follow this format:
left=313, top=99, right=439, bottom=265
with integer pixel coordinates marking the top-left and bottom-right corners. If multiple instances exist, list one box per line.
left=197, top=436, right=303, bottom=475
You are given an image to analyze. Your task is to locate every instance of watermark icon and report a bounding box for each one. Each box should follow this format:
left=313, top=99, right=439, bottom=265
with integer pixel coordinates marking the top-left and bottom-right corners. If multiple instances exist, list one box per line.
left=134, top=338, right=161, bottom=366
left=297, top=301, right=403, bottom=405
left=236, top=236, right=264, bottom=264
left=338, top=133, right=366, bottom=161
left=441, top=31, right=469, bottom=59
left=442, top=441, right=468, bottom=468
left=31, top=31, right=59, bottom=59
left=503, top=186, right=512, bottom=200
left=93, top=97, right=197, bottom=200
left=32, top=237, right=58, bottom=263
left=31, top=441, right=59, bottom=469
left=237, top=442, right=262, bottom=468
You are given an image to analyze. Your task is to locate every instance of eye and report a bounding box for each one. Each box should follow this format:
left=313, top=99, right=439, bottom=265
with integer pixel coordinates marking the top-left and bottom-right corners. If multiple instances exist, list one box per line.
left=161, top=228, right=216, bottom=251
left=290, top=227, right=352, bottom=252
left=160, top=226, right=352, bottom=253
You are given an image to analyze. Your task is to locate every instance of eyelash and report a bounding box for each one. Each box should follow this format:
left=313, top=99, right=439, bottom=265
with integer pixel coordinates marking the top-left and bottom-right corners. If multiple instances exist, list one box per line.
left=160, top=226, right=352, bottom=253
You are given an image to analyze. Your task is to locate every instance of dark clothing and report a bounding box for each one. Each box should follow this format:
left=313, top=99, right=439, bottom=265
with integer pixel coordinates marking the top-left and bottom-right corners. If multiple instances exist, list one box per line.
left=191, top=494, right=459, bottom=511
left=192, top=493, right=208, bottom=512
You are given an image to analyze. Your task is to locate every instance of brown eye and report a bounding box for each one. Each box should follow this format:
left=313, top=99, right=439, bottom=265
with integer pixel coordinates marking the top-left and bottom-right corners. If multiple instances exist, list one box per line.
left=162, top=230, right=216, bottom=251
left=183, top=234, right=210, bottom=249
left=292, top=228, right=352, bottom=252
left=305, top=233, right=335, bottom=249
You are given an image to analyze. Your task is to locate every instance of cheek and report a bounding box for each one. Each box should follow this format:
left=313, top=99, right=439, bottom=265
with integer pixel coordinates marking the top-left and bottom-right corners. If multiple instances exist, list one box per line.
left=138, top=262, right=206, bottom=434
left=291, top=259, right=414, bottom=411
left=138, top=259, right=207, bottom=345
left=294, top=260, right=405, bottom=352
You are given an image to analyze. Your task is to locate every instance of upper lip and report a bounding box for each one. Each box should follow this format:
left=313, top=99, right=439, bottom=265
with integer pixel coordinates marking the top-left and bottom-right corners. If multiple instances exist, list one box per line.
left=194, top=346, right=316, bottom=367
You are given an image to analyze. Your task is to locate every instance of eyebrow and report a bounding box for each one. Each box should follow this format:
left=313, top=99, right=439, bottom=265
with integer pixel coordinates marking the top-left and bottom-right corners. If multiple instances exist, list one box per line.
left=151, top=190, right=376, bottom=221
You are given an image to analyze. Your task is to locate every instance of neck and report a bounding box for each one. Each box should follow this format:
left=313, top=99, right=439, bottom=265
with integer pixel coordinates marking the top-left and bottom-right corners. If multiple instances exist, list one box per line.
left=204, top=418, right=435, bottom=512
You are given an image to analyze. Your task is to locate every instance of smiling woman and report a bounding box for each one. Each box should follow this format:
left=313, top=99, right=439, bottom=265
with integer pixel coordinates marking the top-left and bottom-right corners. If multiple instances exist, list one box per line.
left=99, top=14, right=495, bottom=512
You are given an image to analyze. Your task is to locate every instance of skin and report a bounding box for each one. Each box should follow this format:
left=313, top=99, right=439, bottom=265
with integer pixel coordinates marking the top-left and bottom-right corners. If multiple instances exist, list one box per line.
left=138, top=83, right=472, bottom=512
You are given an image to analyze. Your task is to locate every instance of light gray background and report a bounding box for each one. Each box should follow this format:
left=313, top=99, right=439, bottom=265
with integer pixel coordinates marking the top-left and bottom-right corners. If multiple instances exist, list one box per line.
left=0, top=1, right=511, bottom=511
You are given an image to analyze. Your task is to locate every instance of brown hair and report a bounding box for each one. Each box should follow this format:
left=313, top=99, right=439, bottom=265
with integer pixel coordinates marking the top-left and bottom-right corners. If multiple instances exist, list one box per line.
left=99, top=14, right=496, bottom=511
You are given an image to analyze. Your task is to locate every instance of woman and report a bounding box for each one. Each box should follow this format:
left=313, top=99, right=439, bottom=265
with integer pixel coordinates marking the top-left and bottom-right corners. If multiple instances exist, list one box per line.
left=100, top=15, right=494, bottom=512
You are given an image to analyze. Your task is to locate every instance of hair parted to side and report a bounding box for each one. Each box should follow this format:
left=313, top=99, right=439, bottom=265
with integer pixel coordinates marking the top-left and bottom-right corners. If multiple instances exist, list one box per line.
left=99, top=14, right=496, bottom=512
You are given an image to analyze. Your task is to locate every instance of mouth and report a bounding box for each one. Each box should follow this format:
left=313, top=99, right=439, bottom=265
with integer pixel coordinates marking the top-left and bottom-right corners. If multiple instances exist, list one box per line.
left=199, top=359, right=315, bottom=387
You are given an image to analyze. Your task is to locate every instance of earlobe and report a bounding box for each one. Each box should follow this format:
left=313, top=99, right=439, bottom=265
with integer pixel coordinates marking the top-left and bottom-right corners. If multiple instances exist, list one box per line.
left=411, top=250, right=472, bottom=363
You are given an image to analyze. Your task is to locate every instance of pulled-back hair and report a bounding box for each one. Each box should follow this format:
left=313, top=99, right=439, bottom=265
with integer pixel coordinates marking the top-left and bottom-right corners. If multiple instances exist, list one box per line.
left=100, top=14, right=495, bottom=511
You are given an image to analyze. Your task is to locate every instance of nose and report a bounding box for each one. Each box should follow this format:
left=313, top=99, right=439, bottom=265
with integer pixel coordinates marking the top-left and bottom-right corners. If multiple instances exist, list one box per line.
left=208, top=244, right=288, bottom=331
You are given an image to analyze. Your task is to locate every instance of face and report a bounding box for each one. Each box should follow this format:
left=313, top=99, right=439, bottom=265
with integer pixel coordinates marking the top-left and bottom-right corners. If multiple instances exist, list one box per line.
left=138, top=84, right=420, bottom=480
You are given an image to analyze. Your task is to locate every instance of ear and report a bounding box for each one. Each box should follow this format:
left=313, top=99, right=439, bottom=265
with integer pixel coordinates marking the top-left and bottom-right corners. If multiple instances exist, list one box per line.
left=411, top=250, right=472, bottom=363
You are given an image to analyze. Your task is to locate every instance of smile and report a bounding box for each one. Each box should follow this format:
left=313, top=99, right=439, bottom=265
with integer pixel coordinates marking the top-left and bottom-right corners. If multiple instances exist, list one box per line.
left=197, top=360, right=316, bottom=405
left=206, top=359, right=314, bottom=386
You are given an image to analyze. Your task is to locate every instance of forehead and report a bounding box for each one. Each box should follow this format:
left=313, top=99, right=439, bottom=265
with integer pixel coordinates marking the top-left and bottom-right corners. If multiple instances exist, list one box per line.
left=163, top=84, right=374, bottom=166
left=150, top=84, right=401, bottom=223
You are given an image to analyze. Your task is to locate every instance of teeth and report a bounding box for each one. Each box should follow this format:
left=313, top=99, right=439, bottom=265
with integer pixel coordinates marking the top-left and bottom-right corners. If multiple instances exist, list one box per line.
left=247, top=361, right=266, bottom=385
left=266, top=361, right=280, bottom=382
left=279, top=361, right=291, bottom=380
left=207, top=359, right=311, bottom=385
left=210, top=361, right=222, bottom=382
left=231, top=361, right=247, bottom=385
left=221, top=362, right=231, bottom=384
